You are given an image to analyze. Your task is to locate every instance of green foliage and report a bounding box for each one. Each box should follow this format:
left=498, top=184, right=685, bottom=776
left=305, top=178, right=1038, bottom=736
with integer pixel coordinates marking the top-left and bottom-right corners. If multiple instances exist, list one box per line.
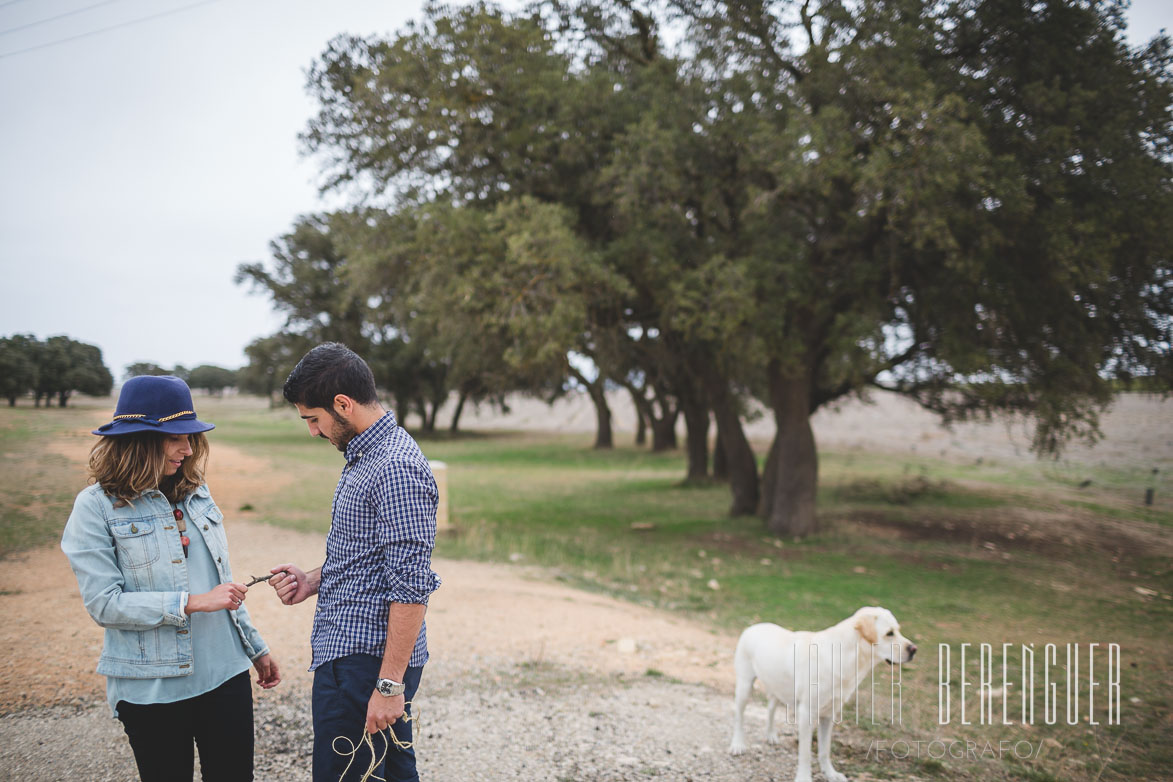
left=235, top=213, right=370, bottom=351
left=123, top=362, right=171, bottom=380
left=186, top=364, right=238, bottom=396
left=236, top=333, right=310, bottom=402
left=4, top=334, right=114, bottom=407
left=248, top=0, right=1173, bottom=534
left=60, top=339, right=113, bottom=404
left=0, top=334, right=39, bottom=406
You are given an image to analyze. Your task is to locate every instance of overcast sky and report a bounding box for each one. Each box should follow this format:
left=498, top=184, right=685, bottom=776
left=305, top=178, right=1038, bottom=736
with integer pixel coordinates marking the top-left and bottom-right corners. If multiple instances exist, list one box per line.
left=1, top=0, right=1169, bottom=379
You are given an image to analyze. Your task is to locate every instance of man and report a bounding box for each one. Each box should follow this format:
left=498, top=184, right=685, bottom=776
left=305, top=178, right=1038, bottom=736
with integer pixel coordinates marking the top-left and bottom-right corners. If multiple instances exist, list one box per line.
left=267, top=342, right=440, bottom=782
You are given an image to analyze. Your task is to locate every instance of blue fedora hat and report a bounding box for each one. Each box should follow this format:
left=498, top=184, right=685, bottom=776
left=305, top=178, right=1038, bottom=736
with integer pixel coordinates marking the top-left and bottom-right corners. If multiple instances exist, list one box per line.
left=94, top=375, right=215, bottom=436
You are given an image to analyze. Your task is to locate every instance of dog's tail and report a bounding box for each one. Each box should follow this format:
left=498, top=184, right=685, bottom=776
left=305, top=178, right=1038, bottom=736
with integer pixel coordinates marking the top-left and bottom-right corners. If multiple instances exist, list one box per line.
left=732, top=627, right=756, bottom=689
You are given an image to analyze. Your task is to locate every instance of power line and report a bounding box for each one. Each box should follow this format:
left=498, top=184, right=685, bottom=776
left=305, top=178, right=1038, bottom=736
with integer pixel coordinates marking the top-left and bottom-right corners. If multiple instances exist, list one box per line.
left=0, top=0, right=127, bottom=38
left=0, top=0, right=221, bottom=59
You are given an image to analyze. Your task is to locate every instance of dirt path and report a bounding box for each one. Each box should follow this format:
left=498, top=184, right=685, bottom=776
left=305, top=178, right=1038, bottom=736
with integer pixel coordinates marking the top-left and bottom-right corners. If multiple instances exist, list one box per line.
left=0, top=439, right=735, bottom=713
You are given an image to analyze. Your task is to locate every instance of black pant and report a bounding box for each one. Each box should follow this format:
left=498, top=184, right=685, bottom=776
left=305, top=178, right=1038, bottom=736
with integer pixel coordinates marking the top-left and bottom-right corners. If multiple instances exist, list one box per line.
left=116, top=671, right=254, bottom=782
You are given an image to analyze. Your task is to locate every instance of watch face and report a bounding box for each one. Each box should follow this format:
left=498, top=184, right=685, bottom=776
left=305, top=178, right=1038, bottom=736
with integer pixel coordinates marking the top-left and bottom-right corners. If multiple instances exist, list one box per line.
left=377, top=679, right=404, bottom=696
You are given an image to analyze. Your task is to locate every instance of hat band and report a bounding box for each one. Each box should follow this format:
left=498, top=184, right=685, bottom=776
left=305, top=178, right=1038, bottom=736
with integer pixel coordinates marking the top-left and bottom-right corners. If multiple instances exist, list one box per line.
left=97, top=410, right=197, bottom=432
left=112, top=410, right=195, bottom=423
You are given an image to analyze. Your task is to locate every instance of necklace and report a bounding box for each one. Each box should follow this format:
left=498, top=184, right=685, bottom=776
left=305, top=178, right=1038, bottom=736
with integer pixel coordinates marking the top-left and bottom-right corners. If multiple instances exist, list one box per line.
left=172, top=504, right=190, bottom=558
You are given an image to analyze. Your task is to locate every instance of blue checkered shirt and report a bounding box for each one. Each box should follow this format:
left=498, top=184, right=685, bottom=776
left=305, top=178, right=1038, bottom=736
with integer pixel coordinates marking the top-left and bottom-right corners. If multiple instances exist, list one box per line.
left=309, top=410, right=441, bottom=671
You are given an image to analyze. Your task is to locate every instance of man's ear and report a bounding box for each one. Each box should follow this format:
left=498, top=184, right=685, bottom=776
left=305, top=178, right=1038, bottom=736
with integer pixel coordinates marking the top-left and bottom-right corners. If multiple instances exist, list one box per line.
left=333, top=394, right=353, bottom=417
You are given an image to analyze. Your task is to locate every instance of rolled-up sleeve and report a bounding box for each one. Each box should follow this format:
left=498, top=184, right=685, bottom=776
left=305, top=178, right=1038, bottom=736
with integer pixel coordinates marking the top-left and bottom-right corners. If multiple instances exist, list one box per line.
left=370, top=460, right=441, bottom=605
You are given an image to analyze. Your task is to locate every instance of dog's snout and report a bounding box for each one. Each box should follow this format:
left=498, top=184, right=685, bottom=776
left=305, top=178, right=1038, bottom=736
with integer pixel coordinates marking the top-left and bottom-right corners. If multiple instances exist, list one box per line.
left=907, top=643, right=917, bottom=660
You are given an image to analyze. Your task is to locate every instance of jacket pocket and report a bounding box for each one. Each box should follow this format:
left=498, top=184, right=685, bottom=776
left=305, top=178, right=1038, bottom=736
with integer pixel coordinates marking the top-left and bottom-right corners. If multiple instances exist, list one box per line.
left=110, top=520, right=160, bottom=569
left=195, top=504, right=232, bottom=574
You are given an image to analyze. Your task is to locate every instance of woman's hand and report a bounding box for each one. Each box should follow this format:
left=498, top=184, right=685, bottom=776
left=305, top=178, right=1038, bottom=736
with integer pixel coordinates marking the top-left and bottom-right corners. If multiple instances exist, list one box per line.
left=253, top=653, right=281, bottom=689
left=185, top=582, right=248, bottom=614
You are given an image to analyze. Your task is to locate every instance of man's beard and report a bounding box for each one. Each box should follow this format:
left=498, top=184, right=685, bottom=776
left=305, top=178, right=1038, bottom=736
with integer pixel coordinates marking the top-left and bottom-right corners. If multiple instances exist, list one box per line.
left=325, top=413, right=358, bottom=452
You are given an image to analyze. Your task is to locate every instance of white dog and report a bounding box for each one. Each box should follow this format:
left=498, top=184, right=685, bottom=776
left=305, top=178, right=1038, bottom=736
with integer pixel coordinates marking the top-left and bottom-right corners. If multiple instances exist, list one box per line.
left=729, top=606, right=917, bottom=782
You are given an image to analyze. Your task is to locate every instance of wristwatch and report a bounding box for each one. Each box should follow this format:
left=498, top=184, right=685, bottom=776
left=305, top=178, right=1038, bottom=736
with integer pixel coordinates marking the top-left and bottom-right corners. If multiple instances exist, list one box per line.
left=375, top=677, right=406, bottom=697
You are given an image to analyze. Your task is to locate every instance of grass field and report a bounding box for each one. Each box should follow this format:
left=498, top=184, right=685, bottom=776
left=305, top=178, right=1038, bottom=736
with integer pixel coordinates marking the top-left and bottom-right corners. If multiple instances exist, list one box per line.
left=2, top=394, right=1170, bottom=781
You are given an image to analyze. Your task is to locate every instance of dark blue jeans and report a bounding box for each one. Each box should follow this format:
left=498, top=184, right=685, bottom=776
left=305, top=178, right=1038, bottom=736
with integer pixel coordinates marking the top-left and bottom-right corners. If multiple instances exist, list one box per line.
left=312, top=655, right=424, bottom=782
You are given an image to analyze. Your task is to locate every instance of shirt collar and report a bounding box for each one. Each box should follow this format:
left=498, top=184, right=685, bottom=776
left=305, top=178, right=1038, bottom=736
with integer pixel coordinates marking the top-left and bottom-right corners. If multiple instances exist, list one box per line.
left=344, top=409, right=398, bottom=463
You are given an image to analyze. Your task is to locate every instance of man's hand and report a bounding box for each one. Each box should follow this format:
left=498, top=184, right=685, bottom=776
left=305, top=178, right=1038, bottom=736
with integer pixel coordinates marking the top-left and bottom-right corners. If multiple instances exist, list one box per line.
left=253, top=653, right=281, bottom=689
left=365, top=690, right=406, bottom=734
left=267, top=563, right=318, bottom=605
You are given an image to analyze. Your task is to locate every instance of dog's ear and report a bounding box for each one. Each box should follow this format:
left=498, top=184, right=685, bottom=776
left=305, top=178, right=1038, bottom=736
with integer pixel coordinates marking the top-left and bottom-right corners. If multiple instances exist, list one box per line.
left=854, top=612, right=878, bottom=645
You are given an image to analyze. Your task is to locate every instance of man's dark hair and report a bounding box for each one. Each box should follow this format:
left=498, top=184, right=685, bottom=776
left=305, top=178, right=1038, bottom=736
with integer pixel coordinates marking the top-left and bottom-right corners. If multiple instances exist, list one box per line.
left=283, top=342, right=378, bottom=410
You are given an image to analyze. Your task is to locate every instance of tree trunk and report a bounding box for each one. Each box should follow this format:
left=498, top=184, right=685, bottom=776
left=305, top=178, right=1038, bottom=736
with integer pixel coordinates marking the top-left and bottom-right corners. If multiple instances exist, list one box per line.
left=680, top=396, right=709, bottom=481
left=630, top=387, right=648, bottom=446
left=58, top=390, right=71, bottom=407
left=650, top=407, right=679, bottom=451
left=758, top=436, right=780, bottom=520
left=712, top=429, right=728, bottom=480
left=761, top=369, right=818, bottom=537
left=571, top=367, right=613, bottom=449
left=705, top=371, right=758, bottom=515
left=590, top=385, right=613, bottom=449
left=449, top=391, right=467, bottom=433
left=7, top=396, right=15, bottom=407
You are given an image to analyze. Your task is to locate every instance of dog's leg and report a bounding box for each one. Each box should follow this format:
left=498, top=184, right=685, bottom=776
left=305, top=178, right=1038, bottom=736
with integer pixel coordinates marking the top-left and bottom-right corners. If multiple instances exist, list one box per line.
left=765, top=695, right=782, bottom=745
left=817, top=715, right=848, bottom=782
left=729, top=670, right=754, bottom=755
left=794, top=702, right=814, bottom=782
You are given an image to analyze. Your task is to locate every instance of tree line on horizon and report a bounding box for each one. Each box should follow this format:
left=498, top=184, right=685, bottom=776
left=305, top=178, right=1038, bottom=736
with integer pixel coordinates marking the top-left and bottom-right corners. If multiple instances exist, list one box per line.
left=234, top=0, right=1172, bottom=537
left=124, top=362, right=241, bottom=397
left=0, top=337, right=248, bottom=407
left=0, top=334, right=113, bottom=408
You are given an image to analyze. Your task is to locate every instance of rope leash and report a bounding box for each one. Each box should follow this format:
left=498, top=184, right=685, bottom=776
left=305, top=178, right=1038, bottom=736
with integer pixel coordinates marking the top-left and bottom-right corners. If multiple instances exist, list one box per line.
left=332, top=702, right=419, bottom=782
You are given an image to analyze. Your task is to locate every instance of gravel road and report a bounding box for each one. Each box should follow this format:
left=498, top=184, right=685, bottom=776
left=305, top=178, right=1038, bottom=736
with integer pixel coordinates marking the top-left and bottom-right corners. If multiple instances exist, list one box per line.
left=2, top=664, right=827, bottom=782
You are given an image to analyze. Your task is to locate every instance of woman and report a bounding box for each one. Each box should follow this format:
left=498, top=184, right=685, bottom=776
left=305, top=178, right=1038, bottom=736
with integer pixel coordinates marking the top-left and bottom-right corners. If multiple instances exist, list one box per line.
left=61, top=374, right=280, bottom=781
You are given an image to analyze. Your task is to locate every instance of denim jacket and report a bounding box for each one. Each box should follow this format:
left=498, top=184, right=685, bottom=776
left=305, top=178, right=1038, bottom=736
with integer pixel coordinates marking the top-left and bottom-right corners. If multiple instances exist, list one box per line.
left=61, top=482, right=268, bottom=679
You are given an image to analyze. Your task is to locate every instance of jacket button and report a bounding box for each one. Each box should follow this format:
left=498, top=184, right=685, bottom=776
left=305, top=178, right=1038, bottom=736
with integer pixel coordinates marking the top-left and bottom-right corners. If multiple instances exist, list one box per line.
left=217, top=557, right=222, bottom=563
left=177, top=629, right=188, bottom=635
left=172, top=559, right=183, bottom=564
left=204, top=524, right=209, bottom=530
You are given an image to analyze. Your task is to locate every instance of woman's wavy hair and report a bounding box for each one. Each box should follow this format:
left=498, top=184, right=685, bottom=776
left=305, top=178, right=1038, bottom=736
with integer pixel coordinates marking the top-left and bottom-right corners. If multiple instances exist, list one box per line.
left=88, top=432, right=209, bottom=506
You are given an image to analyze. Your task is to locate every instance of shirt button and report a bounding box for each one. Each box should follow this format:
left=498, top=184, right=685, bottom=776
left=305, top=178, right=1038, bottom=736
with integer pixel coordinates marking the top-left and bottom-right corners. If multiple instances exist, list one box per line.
left=204, top=524, right=209, bottom=531
left=172, top=559, right=183, bottom=564
left=217, top=557, right=222, bottom=564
